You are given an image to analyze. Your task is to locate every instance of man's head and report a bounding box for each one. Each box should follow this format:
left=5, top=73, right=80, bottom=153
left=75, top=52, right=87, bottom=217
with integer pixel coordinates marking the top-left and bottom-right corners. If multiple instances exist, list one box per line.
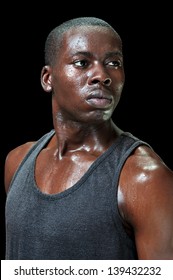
left=41, top=17, right=124, bottom=123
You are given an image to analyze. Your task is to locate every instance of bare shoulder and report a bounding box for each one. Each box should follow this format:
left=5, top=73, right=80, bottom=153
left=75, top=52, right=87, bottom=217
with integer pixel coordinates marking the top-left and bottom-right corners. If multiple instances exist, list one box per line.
left=119, top=144, right=173, bottom=191
left=119, top=144, right=173, bottom=220
left=118, top=144, right=173, bottom=259
left=4, top=141, right=36, bottom=193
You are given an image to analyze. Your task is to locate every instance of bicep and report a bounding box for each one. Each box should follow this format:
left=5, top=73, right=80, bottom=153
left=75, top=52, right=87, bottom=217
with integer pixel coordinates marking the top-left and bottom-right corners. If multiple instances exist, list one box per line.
left=133, top=168, right=173, bottom=259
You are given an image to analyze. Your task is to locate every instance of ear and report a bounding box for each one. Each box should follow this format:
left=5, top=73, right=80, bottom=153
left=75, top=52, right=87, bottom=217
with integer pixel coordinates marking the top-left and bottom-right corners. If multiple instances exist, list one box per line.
left=40, top=65, right=52, bottom=92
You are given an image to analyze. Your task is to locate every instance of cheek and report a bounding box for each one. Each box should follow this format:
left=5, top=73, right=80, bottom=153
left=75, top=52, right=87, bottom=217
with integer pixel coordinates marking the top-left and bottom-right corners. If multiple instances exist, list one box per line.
left=113, top=79, right=124, bottom=98
left=52, top=73, right=74, bottom=95
left=112, top=69, right=125, bottom=92
left=112, top=81, right=124, bottom=107
left=52, top=74, right=82, bottom=104
left=65, top=67, right=76, bottom=79
left=117, top=81, right=124, bottom=93
left=58, top=67, right=83, bottom=90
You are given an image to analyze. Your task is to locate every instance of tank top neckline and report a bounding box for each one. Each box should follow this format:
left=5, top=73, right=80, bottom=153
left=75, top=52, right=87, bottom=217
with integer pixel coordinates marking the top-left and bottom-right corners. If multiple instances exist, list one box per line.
left=31, top=130, right=131, bottom=200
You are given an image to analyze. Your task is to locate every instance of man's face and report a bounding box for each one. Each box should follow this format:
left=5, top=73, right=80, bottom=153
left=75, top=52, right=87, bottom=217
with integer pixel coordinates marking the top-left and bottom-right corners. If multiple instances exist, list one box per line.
left=50, top=26, right=125, bottom=124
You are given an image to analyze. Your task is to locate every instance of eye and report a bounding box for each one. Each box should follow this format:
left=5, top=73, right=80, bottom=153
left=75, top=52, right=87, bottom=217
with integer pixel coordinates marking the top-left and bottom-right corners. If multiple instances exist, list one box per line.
left=107, top=60, right=122, bottom=69
left=73, top=60, right=88, bottom=68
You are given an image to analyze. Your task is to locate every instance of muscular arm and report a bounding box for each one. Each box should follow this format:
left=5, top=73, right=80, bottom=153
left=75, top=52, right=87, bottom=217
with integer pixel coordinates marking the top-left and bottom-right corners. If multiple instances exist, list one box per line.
left=4, top=142, right=35, bottom=193
left=118, top=145, right=173, bottom=259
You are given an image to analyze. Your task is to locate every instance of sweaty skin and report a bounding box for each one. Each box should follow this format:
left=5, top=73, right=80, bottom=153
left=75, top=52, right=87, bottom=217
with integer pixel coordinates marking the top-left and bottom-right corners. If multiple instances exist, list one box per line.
left=5, top=25, right=173, bottom=259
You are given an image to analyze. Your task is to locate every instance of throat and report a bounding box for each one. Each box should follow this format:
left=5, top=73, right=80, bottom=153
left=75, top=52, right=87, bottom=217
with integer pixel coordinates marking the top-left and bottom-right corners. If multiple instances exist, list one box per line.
left=54, top=140, right=93, bottom=160
left=54, top=141, right=68, bottom=160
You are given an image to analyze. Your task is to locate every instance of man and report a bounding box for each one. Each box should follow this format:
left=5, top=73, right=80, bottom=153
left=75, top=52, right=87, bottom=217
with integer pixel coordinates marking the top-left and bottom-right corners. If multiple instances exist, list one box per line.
left=4, top=17, right=173, bottom=259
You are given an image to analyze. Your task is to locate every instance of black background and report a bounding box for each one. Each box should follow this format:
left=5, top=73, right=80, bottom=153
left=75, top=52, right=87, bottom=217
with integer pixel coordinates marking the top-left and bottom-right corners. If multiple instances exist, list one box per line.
left=1, top=7, right=172, bottom=260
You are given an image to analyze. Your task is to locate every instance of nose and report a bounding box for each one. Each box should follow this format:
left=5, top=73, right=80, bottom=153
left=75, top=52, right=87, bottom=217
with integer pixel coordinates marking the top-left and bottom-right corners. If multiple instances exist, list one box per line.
left=90, top=76, right=112, bottom=87
left=88, top=63, right=112, bottom=87
left=102, top=78, right=112, bottom=86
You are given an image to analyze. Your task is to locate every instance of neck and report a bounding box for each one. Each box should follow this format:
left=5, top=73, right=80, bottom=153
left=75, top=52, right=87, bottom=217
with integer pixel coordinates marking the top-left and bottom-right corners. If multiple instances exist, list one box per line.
left=52, top=118, right=122, bottom=159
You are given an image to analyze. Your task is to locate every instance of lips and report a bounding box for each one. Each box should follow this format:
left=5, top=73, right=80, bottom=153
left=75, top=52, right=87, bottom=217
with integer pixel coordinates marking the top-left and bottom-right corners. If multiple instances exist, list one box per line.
left=86, top=91, right=113, bottom=108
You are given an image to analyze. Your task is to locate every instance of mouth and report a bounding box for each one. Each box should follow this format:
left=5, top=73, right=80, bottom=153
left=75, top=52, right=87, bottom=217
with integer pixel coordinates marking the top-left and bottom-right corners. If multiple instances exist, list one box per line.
left=86, top=91, right=113, bottom=108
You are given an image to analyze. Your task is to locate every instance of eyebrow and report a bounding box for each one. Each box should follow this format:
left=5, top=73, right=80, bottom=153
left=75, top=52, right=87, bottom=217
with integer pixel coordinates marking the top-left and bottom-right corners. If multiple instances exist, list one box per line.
left=71, top=51, right=123, bottom=58
left=105, top=51, right=123, bottom=58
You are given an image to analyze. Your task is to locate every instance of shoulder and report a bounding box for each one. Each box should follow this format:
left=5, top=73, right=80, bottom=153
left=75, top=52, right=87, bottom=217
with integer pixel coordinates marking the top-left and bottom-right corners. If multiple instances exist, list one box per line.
left=4, top=141, right=36, bottom=193
left=4, top=130, right=56, bottom=193
left=118, top=144, right=173, bottom=258
left=119, top=144, right=173, bottom=219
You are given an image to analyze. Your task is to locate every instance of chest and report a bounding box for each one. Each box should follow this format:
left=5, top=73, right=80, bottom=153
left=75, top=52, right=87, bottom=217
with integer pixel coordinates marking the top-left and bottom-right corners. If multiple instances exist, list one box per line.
left=35, top=151, right=97, bottom=194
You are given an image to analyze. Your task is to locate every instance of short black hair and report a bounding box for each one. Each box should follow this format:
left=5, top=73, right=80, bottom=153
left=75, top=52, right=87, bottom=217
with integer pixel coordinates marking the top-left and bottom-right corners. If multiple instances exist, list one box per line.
left=44, top=17, right=121, bottom=66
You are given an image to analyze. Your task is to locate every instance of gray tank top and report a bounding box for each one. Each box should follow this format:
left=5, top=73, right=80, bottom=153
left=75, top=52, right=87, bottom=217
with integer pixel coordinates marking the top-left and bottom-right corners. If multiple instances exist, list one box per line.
left=5, top=130, right=150, bottom=259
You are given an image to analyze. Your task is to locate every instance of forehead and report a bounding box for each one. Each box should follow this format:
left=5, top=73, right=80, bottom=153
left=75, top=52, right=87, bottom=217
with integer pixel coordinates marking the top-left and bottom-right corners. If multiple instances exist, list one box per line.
left=60, top=26, right=122, bottom=54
